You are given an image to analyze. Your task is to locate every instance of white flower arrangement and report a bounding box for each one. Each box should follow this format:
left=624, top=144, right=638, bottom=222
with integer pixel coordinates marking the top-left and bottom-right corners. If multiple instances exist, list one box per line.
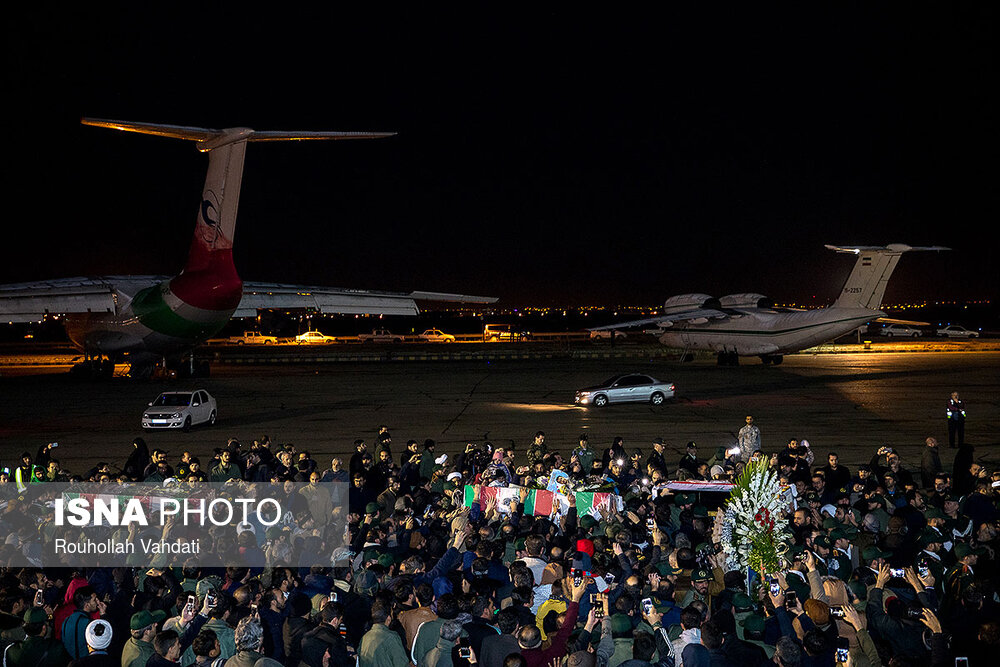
left=714, top=457, right=791, bottom=575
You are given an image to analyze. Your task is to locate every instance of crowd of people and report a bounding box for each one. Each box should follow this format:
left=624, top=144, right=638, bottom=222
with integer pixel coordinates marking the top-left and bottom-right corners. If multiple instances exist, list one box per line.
left=0, top=414, right=997, bottom=667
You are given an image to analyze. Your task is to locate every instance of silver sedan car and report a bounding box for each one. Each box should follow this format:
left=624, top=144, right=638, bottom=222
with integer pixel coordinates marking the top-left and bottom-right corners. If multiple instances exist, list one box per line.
left=575, top=374, right=676, bottom=407
left=142, top=390, right=217, bottom=431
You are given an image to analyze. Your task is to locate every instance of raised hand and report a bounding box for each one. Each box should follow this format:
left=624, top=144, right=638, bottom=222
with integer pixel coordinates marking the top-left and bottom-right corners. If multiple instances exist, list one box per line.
left=841, top=603, right=866, bottom=631
left=874, top=564, right=891, bottom=589
left=920, top=608, right=942, bottom=634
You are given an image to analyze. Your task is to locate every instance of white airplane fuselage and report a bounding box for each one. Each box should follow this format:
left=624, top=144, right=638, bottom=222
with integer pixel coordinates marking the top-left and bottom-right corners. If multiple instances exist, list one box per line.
left=655, top=306, right=882, bottom=356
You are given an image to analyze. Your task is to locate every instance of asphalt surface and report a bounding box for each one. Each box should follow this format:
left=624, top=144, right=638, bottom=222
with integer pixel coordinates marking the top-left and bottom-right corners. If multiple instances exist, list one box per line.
left=1, top=350, right=997, bottom=477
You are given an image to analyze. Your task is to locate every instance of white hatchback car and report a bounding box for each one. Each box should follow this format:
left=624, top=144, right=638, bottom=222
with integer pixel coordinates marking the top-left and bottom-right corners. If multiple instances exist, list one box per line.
left=142, top=390, right=217, bottom=431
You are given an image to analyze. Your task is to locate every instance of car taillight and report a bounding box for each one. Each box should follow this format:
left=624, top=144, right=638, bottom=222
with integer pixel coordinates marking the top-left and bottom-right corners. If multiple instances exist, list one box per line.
left=670, top=385, right=675, bottom=391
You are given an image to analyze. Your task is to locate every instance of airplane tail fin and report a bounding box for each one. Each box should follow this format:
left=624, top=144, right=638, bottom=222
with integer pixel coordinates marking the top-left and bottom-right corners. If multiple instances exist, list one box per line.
left=81, top=119, right=393, bottom=311
left=826, top=244, right=949, bottom=309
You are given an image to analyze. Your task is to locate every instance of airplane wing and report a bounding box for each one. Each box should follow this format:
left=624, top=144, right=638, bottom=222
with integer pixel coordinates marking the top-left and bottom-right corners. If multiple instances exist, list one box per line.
left=235, top=282, right=497, bottom=317
left=874, top=317, right=930, bottom=327
left=0, top=277, right=164, bottom=323
left=0, top=277, right=496, bottom=322
left=587, top=307, right=731, bottom=332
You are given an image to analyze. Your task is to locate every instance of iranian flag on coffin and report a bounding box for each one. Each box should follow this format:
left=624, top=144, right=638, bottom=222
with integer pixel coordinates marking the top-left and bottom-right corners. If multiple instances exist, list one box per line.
left=575, top=491, right=622, bottom=518
left=463, top=485, right=569, bottom=517
left=464, top=485, right=520, bottom=514
left=524, top=489, right=571, bottom=517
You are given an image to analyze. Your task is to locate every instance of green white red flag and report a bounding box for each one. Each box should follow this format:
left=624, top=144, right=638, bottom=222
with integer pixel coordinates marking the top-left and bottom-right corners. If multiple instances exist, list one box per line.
left=463, top=485, right=619, bottom=518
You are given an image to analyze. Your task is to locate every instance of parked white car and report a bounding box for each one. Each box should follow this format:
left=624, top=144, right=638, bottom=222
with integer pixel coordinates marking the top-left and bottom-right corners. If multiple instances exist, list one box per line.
left=936, top=325, right=979, bottom=339
left=879, top=324, right=923, bottom=338
left=418, top=328, right=456, bottom=343
left=295, top=330, right=338, bottom=344
left=142, top=390, right=217, bottom=431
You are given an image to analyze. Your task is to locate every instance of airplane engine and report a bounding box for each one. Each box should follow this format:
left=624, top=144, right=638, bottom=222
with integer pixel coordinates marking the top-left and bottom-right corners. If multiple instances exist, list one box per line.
left=719, top=293, right=772, bottom=309
left=662, top=293, right=719, bottom=314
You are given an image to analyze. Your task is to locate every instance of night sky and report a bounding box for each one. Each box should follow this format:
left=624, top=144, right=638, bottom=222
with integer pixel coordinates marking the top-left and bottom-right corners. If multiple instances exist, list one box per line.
left=4, top=5, right=996, bottom=307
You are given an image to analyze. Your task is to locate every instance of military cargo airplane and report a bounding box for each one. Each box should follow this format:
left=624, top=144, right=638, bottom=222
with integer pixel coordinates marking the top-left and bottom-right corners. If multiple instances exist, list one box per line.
left=0, top=119, right=496, bottom=377
left=589, top=244, right=947, bottom=365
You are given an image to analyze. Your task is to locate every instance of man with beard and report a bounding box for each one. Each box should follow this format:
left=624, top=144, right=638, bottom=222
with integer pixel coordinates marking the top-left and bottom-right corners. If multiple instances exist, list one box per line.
left=400, top=439, right=421, bottom=469
left=300, top=603, right=352, bottom=667
left=790, top=508, right=813, bottom=544
left=349, top=440, right=369, bottom=476
left=678, top=555, right=725, bottom=609
left=821, top=452, right=851, bottom=493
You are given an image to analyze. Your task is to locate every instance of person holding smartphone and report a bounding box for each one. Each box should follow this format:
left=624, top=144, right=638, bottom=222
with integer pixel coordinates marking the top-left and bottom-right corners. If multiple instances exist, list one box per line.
left=866, top=564, right=935, bottom=659
left=832, top=604, right=882, bottom=667
left=515, top=575, right=587, bottom=667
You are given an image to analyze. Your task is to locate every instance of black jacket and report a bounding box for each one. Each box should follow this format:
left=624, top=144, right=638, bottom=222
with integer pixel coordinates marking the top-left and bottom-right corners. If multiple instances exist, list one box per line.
left=300, top=623, right=351, bottom=667
left=283, top=616, right=315, bottom=667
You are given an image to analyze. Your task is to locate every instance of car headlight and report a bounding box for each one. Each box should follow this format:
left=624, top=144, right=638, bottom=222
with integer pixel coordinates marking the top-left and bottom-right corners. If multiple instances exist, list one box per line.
left=171, top=412, right=181, bottom=419
left=577, top=391, right=590, bottom=397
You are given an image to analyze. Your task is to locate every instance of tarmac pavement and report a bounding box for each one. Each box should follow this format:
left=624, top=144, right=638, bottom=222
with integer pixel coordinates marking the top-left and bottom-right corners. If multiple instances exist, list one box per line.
left=1, top=349, right=997, bottom=477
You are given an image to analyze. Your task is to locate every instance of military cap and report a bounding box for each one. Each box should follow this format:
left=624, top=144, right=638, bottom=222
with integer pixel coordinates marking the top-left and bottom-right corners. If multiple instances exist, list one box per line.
left=610, top=614, right=633, bottom=633
left=691, top=568, right=713, bottom=583
left=23, top=608, right=48, bottom=624
left=655, top=561, right=678, bottom=577
left=741, top=614, right=766, bottom=634
left=130, top=609, right=167, bottom=630
left=918, top=529, right=944, bottom=548
left=830, top=526, right=859, bottom=542
left=861, top=545, right=892, bottom=561
left=954, top=543, right=986, bottom=560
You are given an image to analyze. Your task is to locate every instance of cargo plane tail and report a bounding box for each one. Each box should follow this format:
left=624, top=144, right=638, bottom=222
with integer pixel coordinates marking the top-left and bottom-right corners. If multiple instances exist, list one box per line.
left=826, top=244, right=949, bottom=310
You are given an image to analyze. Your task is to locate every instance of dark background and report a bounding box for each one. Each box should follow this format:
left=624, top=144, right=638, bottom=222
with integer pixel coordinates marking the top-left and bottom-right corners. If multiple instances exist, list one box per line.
left=3, top=5, right=996, bottom=307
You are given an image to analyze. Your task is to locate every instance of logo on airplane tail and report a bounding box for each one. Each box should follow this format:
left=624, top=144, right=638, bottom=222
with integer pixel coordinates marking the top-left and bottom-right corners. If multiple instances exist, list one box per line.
left=196, top=190, right=231, bottom=250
